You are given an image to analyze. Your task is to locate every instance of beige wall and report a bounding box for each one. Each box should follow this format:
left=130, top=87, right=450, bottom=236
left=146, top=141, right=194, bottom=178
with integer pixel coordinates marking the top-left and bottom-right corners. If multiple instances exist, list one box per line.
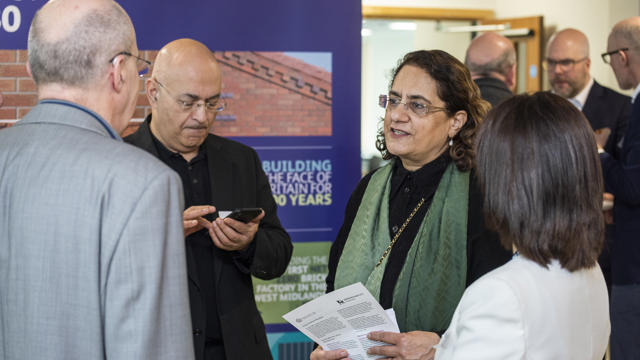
left=362, top=0, right=640, bottom=94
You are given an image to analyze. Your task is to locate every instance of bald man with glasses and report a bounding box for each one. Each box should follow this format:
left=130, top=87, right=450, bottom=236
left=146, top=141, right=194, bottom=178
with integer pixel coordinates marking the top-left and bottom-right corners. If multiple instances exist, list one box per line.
left=546, top=28, right=631, bottom=158
left=599, top=17, right=640, bottom=360
left=125, top=38, right=292, bottom=360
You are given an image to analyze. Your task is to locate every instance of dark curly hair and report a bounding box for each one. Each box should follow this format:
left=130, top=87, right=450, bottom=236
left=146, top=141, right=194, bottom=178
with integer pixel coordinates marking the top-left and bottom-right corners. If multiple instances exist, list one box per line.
left=375, top=50, right=490, bottom=171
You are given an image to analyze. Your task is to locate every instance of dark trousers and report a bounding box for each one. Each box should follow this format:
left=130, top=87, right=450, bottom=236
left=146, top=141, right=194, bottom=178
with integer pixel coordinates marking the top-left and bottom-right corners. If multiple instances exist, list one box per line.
left=610, top=284, right=640, bottom=359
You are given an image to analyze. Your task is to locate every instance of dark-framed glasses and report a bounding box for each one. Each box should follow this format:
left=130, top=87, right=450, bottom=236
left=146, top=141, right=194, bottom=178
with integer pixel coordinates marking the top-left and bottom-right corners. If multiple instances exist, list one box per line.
left=378, top=94, right=446, bottom=117
left=543, top=57, right=588, bottom=71
left=109, top=51, right=151, bottom=78
left=601, top=48, right=629, bottom=64
left=154, top=78, right=225, bottom=113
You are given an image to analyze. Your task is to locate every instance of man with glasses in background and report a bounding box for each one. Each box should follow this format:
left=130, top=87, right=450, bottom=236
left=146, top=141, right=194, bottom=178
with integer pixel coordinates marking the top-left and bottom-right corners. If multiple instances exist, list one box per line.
left=546, top=28, right=631, bottom=158
left=125, top=38, right=292, bottom=360
left=0, top=1, right=193, bottom=359
left=546, top=29, right=631, bottom=302
left=599, top=16, right=640, bottom=360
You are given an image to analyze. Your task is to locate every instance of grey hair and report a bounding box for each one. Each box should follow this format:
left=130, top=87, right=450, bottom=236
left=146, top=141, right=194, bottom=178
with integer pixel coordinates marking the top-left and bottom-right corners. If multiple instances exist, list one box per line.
left=611, top=21, right=640, bottom=55
left=465, top=46, right=516, bottom=78
left=28, top=3, right=133, bottom=87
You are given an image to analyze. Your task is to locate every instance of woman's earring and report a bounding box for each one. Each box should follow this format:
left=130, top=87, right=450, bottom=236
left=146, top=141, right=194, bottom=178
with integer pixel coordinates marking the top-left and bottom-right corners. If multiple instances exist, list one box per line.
left=448, top=138, right=453, bottom=146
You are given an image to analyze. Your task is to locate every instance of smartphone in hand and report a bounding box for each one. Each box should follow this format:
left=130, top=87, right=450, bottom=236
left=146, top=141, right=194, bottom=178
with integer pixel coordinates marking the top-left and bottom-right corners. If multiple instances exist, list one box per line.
left=221, top=208, right=263, bottom=223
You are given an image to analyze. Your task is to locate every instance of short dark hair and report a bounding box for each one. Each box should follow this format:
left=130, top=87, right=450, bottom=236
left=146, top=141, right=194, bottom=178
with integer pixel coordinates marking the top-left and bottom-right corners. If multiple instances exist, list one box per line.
left=475, top=92, right=604, bottom=271
left=376, top=50, right=490, bottom=172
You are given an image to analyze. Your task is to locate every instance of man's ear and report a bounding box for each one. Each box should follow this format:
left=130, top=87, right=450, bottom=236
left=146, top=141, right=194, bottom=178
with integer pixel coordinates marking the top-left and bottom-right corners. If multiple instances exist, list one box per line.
left=146, top=78, right=158, bottom=104
left=449, top=110, right=468, bottom=138
left=26, top=61, right=33, bottom=81
left=109, top=55, right=126, bottom=93
left=505, top=64, right=516, bottom=91
left=620, top=50, right=630, bottom=66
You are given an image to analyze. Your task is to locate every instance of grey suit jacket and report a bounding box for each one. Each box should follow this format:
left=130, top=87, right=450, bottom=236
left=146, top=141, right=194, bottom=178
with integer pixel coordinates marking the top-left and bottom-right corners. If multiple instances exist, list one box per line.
left=0, top=101, right=194, bottom=359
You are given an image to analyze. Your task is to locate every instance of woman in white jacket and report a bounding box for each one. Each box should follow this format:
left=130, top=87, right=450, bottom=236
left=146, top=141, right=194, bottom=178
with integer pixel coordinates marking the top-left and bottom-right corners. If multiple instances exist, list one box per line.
left=434, top=92, right=610, bottom=360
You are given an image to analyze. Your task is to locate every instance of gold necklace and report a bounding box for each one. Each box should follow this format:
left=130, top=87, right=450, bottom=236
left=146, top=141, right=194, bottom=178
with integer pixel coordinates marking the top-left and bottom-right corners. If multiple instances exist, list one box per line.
left=375, top=197, right=425, bottom=268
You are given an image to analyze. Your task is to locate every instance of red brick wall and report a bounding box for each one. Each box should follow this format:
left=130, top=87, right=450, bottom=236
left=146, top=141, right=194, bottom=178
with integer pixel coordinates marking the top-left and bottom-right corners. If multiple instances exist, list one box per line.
left=2, top=50, right=332, bottom=138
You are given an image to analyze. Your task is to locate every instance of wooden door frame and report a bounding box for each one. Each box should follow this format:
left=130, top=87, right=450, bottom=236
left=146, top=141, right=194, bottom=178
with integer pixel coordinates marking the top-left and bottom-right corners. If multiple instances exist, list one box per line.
left=362, top=6, right=494, bottom=21
left=480, top=16, right=544, bottom=92
left=362, top=6, right=543, bottom=92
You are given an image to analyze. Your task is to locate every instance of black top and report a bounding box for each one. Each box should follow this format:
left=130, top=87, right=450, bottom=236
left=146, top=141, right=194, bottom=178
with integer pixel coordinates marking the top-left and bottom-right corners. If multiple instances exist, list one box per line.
left=602, top=98, right=640, bottom=285
left=474, top=77, right=512, bottom=108
left=150, top=132, right=224, bottom=345
left=326, top=155, right=512, bottom=310
left=125, top=116, right=291, bottom=360
left=380, top=154, right=449, bottom=308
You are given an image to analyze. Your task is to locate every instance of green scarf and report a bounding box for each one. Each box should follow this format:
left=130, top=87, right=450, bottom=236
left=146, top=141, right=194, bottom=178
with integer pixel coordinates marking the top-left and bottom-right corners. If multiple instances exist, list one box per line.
left=334, top=160, right=469, bottom=332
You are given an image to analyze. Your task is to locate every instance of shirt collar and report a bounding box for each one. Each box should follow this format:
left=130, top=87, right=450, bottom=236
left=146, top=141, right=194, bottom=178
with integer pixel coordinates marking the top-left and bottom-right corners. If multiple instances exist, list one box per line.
left=569, top=76, right=594, bottom=110
left=148, top=117, right=207, bottom=163
left=632, top=83, right=640, bottom=103
left=392, top=152, right=451, bottom=191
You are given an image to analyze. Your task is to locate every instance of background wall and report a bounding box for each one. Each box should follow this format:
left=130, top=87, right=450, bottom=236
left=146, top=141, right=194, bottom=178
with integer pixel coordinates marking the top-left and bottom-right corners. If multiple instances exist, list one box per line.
left=362, top=0, right=640, bottom=93
left=360, top=0, right=640, bottom=160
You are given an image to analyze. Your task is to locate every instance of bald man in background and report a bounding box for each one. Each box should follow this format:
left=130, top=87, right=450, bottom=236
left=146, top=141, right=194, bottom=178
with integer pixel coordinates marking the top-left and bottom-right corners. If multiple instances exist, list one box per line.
left=465, top=32, right=516, bottom=107
left=125, top=39, right=292, bottom=360
left=0, top=1, right=193, bottom=359
left=600, top=17, right=640, bottom=359
left=546, top=28, right=631, bottom=157
left=547, top=29, right=631, bottom=300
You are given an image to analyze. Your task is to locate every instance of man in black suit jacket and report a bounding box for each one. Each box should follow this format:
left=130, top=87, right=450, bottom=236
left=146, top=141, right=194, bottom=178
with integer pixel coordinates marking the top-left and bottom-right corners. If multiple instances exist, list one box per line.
left=125, top=39, right=292, bottom=360
left=599, top=17, right=640, bottom=360
left=547, top=28, right=631, bottom=300
left=546, top=28, right=630, bottom=157
left=465, top=32, right=516, bottom=107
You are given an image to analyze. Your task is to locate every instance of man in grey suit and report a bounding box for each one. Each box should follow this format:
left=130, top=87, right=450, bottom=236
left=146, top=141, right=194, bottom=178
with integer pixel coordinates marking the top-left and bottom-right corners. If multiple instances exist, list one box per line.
left=0, top=1, right=194, bottom=359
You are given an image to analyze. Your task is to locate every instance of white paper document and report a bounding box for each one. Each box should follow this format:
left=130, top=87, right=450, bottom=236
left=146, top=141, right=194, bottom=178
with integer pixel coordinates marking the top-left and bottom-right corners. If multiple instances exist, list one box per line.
left=282, top=282, right=400, bottom=360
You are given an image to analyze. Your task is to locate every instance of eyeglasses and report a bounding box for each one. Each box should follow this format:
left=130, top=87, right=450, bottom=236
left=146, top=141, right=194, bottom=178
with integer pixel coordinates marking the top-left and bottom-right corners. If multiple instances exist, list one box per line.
left=601, top=48, right=629, bottom=64
left=154, top=78, right=225, bottom=113
left=543, top=57, right=588, bottom=71
left=378, top=94, right=446, bottom=117
left=109, top=51, right=151, bottom=78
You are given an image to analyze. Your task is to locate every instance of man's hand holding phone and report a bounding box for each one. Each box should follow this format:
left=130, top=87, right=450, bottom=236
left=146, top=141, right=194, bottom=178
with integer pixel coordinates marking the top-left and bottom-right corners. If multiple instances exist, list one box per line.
left=183, top=205, right=217, bottom=237
left=210, top=208, right=265, bottom=251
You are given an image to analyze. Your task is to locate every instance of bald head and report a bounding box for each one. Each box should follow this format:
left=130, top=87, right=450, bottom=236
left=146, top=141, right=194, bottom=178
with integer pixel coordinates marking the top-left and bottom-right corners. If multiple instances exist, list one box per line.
left=152, top=39, right=220, bottom=83
left=465, top=32, right=516, bottom=89
left=147, top=39, right=222, bottom=160
left=28, top=0, right=134, bottom=87
left=546, top=28, right=592, bottom=98
left=547, top=28, right=590, bottom=59
left=608, top=17, right=640, bottom=89
left=610, top=16, right=640, bottom=56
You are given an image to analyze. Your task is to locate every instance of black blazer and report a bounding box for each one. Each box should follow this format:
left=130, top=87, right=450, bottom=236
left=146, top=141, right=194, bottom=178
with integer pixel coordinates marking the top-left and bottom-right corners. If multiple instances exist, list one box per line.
left=583, top=80, right=631, bottom=157
left=602, top=98, right=640, bottom=285
left=473, top=77, right=512, bottom=108
left=125, top=117, right=293, bottom=360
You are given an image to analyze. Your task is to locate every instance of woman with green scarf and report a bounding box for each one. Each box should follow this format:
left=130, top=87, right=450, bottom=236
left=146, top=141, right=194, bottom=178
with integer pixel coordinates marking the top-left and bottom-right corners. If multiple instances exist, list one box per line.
left=311, top=50, right=511, bottom=360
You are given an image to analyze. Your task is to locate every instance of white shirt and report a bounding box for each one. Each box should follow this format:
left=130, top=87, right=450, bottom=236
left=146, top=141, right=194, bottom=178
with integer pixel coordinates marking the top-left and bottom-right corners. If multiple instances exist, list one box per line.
left=569, top=77, right=594, bottom=110
left=435, top=256, right=610, bottom=360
